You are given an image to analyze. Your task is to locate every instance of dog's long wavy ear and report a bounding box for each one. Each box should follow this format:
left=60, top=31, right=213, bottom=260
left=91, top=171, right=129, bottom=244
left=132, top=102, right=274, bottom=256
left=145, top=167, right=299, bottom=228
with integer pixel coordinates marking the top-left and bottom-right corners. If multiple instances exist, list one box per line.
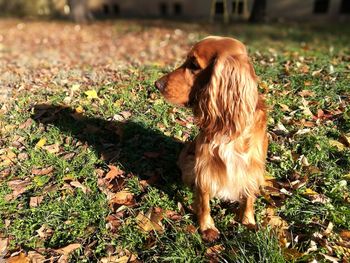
left=195, top=54, right=259, bottom=140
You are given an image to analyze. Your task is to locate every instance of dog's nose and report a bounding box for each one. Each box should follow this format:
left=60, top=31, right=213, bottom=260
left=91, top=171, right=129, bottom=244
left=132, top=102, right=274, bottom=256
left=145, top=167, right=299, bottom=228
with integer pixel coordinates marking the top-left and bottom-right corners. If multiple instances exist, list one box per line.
left=155, top=78, right=166, bottom=91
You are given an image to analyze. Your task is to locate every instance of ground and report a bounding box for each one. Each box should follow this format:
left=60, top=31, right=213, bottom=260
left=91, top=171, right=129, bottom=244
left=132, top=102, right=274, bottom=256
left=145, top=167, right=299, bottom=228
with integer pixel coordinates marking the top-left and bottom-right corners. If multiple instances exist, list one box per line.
left=0, top=19, right=350, bottom=262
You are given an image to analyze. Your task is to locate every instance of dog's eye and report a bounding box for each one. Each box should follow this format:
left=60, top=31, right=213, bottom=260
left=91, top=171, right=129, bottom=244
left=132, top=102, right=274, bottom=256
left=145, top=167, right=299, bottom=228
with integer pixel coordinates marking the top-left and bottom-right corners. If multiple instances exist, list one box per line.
left=188, top=60, right=200, bottom=71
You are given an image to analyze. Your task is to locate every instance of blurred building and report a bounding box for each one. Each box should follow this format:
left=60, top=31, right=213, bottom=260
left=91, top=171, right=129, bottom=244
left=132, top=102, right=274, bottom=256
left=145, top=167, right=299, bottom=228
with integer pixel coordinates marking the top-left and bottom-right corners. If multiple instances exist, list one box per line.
left=89, top=0, right=350, bottom=21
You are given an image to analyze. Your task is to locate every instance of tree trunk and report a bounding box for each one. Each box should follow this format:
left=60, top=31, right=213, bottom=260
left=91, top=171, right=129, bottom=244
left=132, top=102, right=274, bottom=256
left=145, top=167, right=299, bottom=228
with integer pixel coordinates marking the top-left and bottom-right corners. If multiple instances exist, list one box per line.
left=68, top=0, right=93, bottom=23
left=249, top=0, right=266, bottom=22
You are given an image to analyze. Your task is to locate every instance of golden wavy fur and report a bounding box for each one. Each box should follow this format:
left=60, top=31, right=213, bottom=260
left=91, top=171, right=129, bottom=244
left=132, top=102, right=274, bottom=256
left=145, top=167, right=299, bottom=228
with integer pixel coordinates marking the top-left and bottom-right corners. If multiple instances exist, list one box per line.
left=155, top=36, right=268, bottom=242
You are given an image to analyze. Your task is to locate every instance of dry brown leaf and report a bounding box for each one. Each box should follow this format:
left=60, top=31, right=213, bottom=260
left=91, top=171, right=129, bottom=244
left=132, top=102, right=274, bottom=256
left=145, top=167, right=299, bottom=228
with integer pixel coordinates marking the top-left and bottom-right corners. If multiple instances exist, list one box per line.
left=206, top=244, right=225, bottom=257
left=27, top=251, right=46, bottom=263
left=6, top=179, right=31, bottom=200
left=0, top=237, right=8, bottom=257
left=6, top=252, right=29, bottom=263
left=105, top=165, right=124, bottom=181
left=0, top=149, right=16, bottom=166
left=54, top=243, right=81, bottom=255
left=136, top=208, right=164, bottom=233
left=185, top=225, right=197, bottom=234
left=278, top=103, right=291, bottom=112
left=263, top=207, right=290, bottom=247
left=70, top=181, right=91, bottom=194
left=30, top=196, right=44, bottom=207
left=31, top=166, right=54, bottom=175
left=339, top=230, right=350, bottom=240
left=109, top=190, right=135, bottom=206
left=19, top=118, right=33, bottom=129
left=302, top=188, right=330, bottom=204
left=100, top=254, right=137, bottom=263
left=298, top=90, right=315, bottom=97
left=36, top=224, right=53, bottom=239
left=323, top=222, right=334, bottom=237
left=321, top=253, right=339, bottom=263
left=43, top=143, right=60, bottom=154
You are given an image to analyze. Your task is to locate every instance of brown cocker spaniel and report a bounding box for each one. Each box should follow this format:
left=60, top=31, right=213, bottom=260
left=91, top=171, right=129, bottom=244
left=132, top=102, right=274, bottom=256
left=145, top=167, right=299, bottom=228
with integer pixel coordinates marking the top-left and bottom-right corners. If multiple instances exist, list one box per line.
left=155, top=36, right=268, bottom=242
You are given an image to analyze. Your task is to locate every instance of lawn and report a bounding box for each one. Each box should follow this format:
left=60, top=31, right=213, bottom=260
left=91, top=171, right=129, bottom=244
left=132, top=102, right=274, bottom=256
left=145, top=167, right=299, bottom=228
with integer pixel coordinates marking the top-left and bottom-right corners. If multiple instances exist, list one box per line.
left=0, top=19, right=350, bottom=262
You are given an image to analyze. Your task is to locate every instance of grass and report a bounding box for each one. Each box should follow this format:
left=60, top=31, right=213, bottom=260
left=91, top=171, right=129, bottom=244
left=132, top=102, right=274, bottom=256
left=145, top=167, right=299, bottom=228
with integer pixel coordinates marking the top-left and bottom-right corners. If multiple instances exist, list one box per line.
left=0, top=19, right=350, bottom=262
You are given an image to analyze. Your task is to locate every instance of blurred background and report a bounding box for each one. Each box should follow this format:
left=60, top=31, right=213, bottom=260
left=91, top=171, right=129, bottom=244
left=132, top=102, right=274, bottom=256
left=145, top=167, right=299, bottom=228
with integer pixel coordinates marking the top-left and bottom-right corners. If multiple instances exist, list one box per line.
left=0, top=0, right=349, bottom=23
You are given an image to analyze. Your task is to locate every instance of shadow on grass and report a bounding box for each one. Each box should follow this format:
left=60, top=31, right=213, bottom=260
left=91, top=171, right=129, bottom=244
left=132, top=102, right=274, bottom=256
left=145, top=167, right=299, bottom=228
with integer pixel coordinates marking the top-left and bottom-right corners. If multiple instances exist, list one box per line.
left=31, top=104, right=184, bottom=195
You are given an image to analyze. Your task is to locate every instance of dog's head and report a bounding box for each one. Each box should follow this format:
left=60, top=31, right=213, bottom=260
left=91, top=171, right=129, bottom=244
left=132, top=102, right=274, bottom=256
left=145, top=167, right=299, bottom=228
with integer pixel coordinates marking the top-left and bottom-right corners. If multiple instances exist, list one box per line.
left=155, top=36, right=259, bottom=138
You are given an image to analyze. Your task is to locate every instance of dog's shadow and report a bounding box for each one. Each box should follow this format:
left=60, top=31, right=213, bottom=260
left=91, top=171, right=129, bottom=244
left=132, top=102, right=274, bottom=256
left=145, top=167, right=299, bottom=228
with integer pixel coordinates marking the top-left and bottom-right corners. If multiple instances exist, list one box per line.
left=31, top=104, right=184, bottom=195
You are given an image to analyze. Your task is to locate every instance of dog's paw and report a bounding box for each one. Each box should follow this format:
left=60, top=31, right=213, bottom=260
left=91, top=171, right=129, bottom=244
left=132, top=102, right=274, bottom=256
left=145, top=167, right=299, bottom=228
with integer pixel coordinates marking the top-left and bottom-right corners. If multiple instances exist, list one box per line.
left=201, top=228, right=220, bottom=242
left=242, top=222, right=258, bottom=231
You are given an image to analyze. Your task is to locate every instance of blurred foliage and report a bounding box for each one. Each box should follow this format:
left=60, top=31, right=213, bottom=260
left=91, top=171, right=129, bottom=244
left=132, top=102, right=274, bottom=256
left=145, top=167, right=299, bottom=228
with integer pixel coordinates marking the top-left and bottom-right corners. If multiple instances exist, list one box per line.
left=0, top=0, right=64, bottom=17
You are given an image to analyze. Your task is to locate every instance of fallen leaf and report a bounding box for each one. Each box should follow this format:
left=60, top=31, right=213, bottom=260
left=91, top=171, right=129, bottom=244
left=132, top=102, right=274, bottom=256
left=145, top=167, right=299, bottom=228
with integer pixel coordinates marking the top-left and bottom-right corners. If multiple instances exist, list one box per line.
left=6, top=252, right=29, bottom=263
left=84, top=90, right=98, bottom=100
left=136, top=208, right=164, bottom=233
left=321, top=253, right=339, bottom=263
left=329, top=139, right=346, bottom=151
left=120, top=111, right=132, bottom=119
left=278, top=103, right=291, bottom=112
left=100, top=253, right=137, bottom=263
left=30, top=196, right=44, bottom=207
left=36, top=224, right=53, bottom=239
left=19, top=118, right=33, bottom=129
left=322, top=222, right=334, bottom=237
left=298, top=90, right=315, bottom=97
left=70, top=181, right=91, bottom=194
left=0, top=149, right=17, bottom=166
left=185, top=225, right=197, bottom=234
left=206, top=244, right=224, bottom=257
left=35, top=137, right=47, bottom=148
left=302, top=188, right=330, bottom=204
left=105, top=165, right=124, bottom=181
left=109, top=190, right=135, bottom=206
left=340, top=230, right=350, bottom=240
left=27, top=251, right=46, bottom=263
left=31, top=166, right=54, bottom=175
left=6, top=179, right=31, bottom=200
left=0, top=237, right=8, bottom=257
left=262, top=207, right=290, bottom=247
left=55, top=243, right=81, bottom=255
left=43, top=143, right=60, bottom=154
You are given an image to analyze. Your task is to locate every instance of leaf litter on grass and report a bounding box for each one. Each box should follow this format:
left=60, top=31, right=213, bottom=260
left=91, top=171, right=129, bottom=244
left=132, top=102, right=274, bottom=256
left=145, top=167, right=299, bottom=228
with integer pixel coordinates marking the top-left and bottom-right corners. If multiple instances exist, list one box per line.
left=0, top=19, right=350, bottom=262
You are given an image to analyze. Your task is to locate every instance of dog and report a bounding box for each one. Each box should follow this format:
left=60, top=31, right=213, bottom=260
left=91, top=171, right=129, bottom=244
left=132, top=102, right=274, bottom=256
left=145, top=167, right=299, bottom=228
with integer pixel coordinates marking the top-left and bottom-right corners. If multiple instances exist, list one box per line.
left=155, top=36, right=268, bottom=242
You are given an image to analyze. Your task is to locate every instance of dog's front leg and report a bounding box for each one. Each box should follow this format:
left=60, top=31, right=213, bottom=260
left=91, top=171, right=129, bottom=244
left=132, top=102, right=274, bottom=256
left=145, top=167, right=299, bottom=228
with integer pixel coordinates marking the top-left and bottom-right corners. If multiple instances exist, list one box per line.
left=195, top=187, right=220, bottom=242
left=240, top=195, right=257, bottom=229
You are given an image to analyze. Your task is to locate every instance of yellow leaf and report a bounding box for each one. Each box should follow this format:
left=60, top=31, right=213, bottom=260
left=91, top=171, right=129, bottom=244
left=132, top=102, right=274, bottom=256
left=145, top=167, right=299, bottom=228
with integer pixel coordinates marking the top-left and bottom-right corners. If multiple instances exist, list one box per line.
left=84, top=90, right=98, bottom=99
left=303, top=188, right=318, bottom=196
left=75, top=105, right=84, bottom=113
left=35, top=138, right=47, bottom=148
left=329, top=139, right=345, bottom=151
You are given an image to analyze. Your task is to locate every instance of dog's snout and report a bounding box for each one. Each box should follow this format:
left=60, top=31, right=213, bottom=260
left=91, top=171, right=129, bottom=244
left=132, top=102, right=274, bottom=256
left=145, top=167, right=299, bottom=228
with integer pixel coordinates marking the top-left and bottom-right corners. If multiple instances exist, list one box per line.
left=155, top=78, right=166, bottom=91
